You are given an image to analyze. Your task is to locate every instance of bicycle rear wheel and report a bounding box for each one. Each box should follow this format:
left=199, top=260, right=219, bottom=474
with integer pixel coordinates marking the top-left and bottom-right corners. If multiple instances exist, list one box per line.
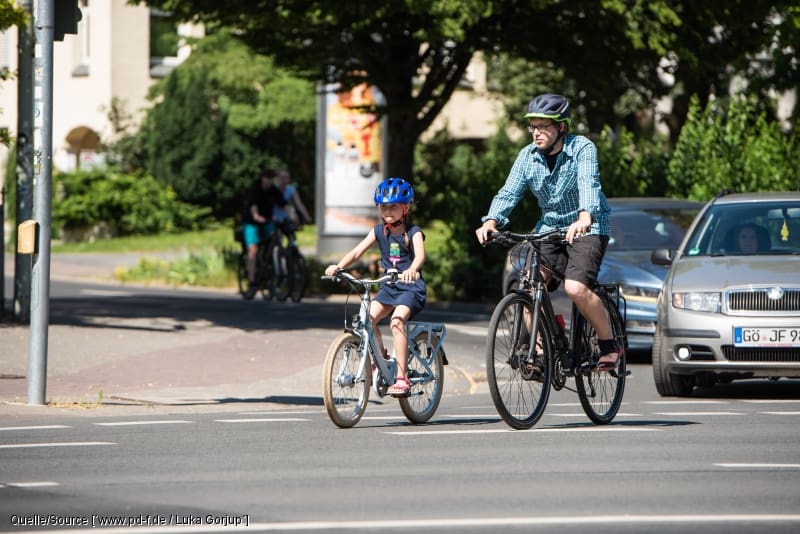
left=399, top=332, right=444, bottom=424
left=322, top=332, right=372, bottom=428
left=574, top=297, right=626, bottom=424
left=486, top=293, right=552, bottom=429
left=289, top=252, right=308, bottom=303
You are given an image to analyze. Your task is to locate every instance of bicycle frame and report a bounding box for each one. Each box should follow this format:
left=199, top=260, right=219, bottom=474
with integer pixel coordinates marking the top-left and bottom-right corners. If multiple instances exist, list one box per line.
left=322, top=269, right=448, bottom=427
left=338, top=272, right=446, bottom=395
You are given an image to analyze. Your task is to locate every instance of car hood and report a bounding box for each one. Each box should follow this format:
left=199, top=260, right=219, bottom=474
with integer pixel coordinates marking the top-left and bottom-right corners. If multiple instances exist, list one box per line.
left=667, top=255, right=800, bottom=290
left=599, top=250, right=668, bottom=286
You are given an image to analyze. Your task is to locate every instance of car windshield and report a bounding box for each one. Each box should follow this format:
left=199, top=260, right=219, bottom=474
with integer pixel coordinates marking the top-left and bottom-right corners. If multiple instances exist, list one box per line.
left=683, top=201, right=800, bottom=256
left=609, top=207, right=699, bottom=251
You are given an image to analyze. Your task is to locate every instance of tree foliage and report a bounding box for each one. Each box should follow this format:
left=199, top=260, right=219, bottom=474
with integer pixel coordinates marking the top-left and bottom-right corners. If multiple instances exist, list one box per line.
left=666, top=95, right=800, bottom=200
left=135, top=0, right=798, bottom=186
left=138, top=30, right=315, bottom=217
left=52, top=169, right=211, bottom=236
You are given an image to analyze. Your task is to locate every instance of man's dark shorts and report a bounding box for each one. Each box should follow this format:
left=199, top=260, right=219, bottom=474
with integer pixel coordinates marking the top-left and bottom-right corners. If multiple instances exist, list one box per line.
left=539, top=234, right=609, bottom=291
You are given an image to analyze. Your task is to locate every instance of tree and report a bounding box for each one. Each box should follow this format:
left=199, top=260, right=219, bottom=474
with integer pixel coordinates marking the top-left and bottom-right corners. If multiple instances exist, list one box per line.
left=138, top=30, right=315, bottom=217
left=135, top=1, right=799, bottom=178
left=0, top=0, right=28, bottom=146
left=666, top=95, right=800, bottom=200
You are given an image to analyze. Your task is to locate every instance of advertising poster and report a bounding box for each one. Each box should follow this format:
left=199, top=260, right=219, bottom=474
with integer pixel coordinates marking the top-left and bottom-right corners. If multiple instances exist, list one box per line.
left=318, top=82, right=385, bottom=237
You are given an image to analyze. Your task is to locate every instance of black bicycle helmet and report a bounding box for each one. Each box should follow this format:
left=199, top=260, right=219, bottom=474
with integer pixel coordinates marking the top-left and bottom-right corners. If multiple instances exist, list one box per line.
left=374, top=177, right=414, bottom=205
left=524, top=93, right=571, bottom=125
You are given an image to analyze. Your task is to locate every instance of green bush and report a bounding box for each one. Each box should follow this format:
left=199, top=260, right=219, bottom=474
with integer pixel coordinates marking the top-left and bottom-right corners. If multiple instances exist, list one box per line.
left=667, top=95, right=800, bottom=200
left=52, top=168, right=212, bottom=236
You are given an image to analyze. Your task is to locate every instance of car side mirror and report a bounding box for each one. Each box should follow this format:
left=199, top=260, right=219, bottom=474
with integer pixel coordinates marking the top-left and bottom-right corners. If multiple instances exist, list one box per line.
left=651, top=247, right=675, bottom=266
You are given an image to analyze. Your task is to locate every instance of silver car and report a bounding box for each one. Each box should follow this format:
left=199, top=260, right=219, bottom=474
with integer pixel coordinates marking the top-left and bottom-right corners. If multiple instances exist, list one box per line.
left=503, top=197, right=703, bottom=350
left=651, top=191, right=800, bottom=396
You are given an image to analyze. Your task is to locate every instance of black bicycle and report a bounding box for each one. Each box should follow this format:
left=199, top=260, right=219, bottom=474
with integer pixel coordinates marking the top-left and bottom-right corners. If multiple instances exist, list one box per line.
left=486, top=229, right=628, bottom=429
left=235, top=221, right=308, bottom=302
left=275, top=221, right=309, bottom=303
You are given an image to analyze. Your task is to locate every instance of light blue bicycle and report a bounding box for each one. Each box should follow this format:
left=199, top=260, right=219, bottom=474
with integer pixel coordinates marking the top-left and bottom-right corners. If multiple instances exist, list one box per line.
left=322, top=270, right=447, bottom=428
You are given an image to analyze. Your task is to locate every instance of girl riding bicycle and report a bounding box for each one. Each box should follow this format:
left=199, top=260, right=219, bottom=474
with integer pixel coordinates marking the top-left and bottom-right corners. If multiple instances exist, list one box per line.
left=324, top=177, right=426, bottom=396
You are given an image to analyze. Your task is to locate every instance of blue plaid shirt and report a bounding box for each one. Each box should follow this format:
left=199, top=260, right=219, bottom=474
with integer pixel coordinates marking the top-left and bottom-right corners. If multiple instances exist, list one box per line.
left=483, top=134, right=610, bottom=236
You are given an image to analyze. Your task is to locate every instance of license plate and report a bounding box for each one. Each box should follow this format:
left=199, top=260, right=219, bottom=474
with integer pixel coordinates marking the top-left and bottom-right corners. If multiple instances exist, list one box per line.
left=734, top=327, right=800, bottom=347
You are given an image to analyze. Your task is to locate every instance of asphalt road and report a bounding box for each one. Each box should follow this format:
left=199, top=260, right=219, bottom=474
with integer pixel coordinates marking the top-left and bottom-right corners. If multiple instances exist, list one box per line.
left=2, top=257, right=800, bottom=533
left=2, top=380, right=800, bottom=533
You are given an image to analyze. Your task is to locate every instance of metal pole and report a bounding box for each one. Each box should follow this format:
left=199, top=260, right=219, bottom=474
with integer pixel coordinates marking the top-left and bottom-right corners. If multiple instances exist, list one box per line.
left=28, top=0, right=55, bottom=406
left=15, top=0, right=35, bottom=324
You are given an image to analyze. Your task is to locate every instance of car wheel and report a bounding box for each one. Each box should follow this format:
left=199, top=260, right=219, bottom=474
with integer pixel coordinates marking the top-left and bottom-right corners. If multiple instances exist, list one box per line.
left=652, top=331, right=694, bottom=397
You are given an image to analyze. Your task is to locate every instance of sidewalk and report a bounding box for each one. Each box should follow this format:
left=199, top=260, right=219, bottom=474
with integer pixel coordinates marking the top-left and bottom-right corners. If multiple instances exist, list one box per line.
left=1, top=252, right=480, bottom=417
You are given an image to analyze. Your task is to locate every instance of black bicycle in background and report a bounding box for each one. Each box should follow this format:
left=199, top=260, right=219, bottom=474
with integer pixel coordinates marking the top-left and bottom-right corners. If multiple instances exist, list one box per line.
left=235, top=221, right=308, bottom=303
left=486, top=229, right=628, bottom=429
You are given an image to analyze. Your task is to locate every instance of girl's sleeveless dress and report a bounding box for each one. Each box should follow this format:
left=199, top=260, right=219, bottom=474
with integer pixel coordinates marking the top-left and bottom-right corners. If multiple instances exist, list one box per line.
left=373, top=224, right=427, bottom=318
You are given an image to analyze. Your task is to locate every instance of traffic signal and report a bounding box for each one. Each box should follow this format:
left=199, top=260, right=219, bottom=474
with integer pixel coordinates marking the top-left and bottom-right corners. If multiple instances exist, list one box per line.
left=54, top=0, right=82, bottom=42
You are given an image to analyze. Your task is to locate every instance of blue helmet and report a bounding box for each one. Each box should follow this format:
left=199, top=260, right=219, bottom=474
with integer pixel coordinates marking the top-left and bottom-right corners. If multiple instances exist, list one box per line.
left=374, top=177, right=414, bottom=205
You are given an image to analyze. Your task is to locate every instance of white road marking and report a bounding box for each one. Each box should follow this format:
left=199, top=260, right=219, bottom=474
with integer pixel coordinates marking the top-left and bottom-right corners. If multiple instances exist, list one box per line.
left=17, top=514, right=800, bottom=533
left=653, top=411, right=745, bottom=416
left=93, top=420, right=193, bottom=426
left=760, top=411, right=800, bottom=415
left=80, top=289, right=135, bottom=297
left=743, top=399, right=800, bottom=404
left=387, top=427, right=661, bottom=435
left=0, top=442, right=115, bottom=449
left=0, top=425, right=70, bottom=431
left=644, top=400, right=729, bottom=404
left=445, top=324, right=487, bottom=337
left=548, top=412, right=643, bottom=417
left=214, top=418, right=310, bottom=423
left=0, top=481, right=60, bottom=488
left=715, top=463, right=800, bottom=469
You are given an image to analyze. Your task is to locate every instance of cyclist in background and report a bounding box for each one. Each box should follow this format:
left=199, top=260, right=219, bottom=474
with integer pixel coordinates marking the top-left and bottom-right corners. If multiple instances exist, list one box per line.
left=474, top=93, right=621, bottom=371
left=273, top=169, right=312, bottom=226
left=242, top=168, right=287, bottom=299
left=324, top=177, right=426, bottom=396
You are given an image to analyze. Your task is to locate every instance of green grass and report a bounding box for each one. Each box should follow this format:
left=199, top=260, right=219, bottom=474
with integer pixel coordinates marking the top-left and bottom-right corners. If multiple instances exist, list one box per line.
left=51, top=224, right=318, bottom=254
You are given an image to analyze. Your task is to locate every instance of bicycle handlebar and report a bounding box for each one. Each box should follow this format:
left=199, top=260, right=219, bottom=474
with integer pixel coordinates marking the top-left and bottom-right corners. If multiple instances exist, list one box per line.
left=321, top=269, right=399, bottom=290
left=488, top=228, right=568, bottom=247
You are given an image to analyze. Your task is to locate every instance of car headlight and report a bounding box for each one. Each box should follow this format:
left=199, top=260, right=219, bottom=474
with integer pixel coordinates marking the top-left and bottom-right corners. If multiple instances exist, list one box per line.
left=672, top=292, right=721, bottom=312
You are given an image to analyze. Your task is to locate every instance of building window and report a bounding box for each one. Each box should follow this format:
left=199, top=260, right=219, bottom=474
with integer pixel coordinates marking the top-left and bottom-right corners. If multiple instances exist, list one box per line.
left=149, top=9, right=182, bottom=78
left=72, top=0, right=90, bottom=76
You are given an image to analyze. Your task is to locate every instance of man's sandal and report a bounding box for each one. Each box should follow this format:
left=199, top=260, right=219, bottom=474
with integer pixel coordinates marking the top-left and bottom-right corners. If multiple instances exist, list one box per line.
left=596, top=351, right=621, bottom=372
left=388, top=376, right=411, bottom=397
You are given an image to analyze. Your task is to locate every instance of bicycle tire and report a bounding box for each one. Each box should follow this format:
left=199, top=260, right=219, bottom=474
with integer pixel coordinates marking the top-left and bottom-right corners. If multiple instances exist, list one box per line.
left=272, top=245, right=291, bottom=302
left=289, top=252, right=308, bottom=303
left=486, top=293, right=553, bottom=430
left=399, top=332, right=445, bottom=424
left=322, top=332, right=371, bottom=428
left=574, top=296, right=626, bottom=424
left=236, top=255, right=252, bottom=300
left=258, top=245, right=274, bottom=301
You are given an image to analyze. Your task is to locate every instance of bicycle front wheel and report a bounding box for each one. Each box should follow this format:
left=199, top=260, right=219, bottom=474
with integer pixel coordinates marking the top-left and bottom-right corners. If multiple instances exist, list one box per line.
left=236, top=254, right=251, bottom=300
left=399, top=332, right=445, bottom=424
left=272, top=246, right=291, bottom=302
left=574, top=297, right=626, bottom=424
left=322, top=333, right=371, bottom=428
left=289, top=252, right=308, bottom=303
left=486, top=293, right=552, bottom=430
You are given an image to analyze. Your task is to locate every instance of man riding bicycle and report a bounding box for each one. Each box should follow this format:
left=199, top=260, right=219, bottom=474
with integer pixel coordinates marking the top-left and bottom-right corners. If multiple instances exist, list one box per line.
left=475, top=93, right=621, bottom=371
left=242, top=168, right=287, bottom=299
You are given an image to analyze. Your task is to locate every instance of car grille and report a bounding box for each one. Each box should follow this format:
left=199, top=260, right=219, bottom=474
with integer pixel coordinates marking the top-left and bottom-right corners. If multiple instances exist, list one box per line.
left=723, top=346, right=800, bottom=362
left=727, top=288, right=800, bottom=312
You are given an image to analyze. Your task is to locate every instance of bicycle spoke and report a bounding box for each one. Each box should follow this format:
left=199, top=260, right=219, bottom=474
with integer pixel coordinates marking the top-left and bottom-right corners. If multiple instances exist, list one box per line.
left=486, top=294, right=551, bottom=429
